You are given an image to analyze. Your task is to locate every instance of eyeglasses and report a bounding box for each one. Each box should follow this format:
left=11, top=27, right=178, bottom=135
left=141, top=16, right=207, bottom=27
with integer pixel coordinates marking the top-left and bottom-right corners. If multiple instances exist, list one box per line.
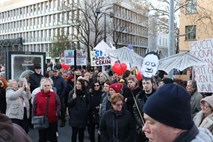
left=94, top=85, right=100, bottom=87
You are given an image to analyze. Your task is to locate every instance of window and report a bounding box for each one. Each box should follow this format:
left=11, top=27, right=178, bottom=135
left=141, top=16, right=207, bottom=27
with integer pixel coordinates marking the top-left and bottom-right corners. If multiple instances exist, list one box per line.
left=186, top=0, right=197, bottom=14
left=185, top=25, right=196, bottom=40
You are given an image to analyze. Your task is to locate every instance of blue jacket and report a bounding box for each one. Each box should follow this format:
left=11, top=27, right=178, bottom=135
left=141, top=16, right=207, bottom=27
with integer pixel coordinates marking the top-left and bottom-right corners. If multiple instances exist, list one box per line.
left=51, top=75, right=67, bottom=97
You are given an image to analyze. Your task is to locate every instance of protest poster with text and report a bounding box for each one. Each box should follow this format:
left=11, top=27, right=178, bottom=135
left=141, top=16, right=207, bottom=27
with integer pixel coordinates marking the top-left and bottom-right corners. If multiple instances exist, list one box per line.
left=90, top=50, right=111, bottom=66
left=190, top=38, right=213, bottom=92
left=64, top=50, right=86, bottom=66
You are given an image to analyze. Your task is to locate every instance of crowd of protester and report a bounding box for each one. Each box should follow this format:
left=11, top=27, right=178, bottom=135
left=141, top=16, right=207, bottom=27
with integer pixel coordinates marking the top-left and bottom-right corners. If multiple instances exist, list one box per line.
left=1, top=62, right=213, bottom=142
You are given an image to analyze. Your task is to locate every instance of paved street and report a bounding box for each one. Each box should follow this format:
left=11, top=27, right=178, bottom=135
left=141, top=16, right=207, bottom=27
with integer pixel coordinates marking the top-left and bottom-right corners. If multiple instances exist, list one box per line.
left=29, top=120, right=91, bottom=142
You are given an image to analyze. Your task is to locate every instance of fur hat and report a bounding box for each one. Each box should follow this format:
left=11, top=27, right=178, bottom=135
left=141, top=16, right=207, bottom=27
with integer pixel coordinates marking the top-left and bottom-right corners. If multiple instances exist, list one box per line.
left=109, top=83, right=123, bottom=93
left=143, top=84, right=193, bottom=130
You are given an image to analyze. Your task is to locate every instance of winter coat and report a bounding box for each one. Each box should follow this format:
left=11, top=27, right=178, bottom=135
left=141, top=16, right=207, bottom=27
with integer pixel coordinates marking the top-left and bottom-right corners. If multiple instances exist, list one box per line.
left=193, top=111, right=213, bottom=134
left=29, top=72, right=43, bottom=92
left=51, top=75, right=67, bottom=96
left=68, top=89, right=89, bottom=128
left=100, top=108, right=135, bottom=142
left=33, top=90, right=61, bottom=123
left=133, top=90, right=155, bottom=134
left=191, top=91, right=203, bottom=117
left=0, top=113, right=32, bottom=142
left=6, top=87, right=31, bottom=120
left=192, top=127, right=213, bottom=142
left=99, top=93, right=110, bottom=119
left=122, top=86, right=142, bottom=115
left=173, top=124, right=213, bottom=142
left=0, top=87, right=6, bottom=114
left=88, top=90, right=102, bottom=125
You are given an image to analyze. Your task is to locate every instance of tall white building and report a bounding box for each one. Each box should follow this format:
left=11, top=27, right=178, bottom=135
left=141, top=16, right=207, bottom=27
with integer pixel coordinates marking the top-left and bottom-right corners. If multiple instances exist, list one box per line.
left=0, top=0, right=79, bottom=63
left=0, top=0, right=148, bottom=64
left=111, top=1, right=148, bottom=56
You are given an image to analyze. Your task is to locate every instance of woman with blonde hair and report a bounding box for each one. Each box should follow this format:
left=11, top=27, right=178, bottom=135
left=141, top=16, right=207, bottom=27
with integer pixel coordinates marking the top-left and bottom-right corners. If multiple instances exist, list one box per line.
left=33, top=78, right=61, bottom=142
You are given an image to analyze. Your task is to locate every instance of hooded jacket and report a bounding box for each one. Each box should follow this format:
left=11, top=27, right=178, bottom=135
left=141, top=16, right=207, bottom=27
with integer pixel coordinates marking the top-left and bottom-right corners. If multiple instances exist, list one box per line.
left=0, top=113, right=32, bottom=142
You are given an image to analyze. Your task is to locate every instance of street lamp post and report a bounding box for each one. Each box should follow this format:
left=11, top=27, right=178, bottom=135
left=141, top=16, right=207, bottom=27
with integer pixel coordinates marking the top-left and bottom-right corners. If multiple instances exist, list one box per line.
left=104, top=13, right=106, bottom=42
left=96, top=8, right=113, bottom=42
left=168, top=0, right=174, bottom=78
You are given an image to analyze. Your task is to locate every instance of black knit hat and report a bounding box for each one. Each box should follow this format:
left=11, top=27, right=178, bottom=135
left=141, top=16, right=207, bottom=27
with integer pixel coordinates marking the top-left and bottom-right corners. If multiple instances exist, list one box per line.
left=143, top=84, right=193, bottom=130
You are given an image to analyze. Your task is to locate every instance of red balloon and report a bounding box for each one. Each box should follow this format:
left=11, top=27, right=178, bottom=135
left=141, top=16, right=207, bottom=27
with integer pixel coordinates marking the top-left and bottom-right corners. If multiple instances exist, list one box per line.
left=61, top=63, right=70, bottom=70
left=111, top=62, right=127, bottom=76
left=136, top=72, right=143, bottom=81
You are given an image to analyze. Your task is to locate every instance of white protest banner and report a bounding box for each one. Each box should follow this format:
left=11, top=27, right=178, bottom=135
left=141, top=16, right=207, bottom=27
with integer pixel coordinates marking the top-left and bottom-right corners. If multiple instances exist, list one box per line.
left=190, top=38, right=213, bottom=92
left=64, top=50, right=74, bottom=65
left=90, top=50, right=111, bottom=66
left=76, top=50, right=87, bottom=66
left=64, top=50, right=87, bottom=66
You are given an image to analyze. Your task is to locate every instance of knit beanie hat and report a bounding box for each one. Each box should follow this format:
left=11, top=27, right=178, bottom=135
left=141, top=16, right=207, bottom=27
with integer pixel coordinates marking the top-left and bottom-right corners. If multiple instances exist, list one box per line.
left=201, top=96, right=213, bottom=108
left=109, top=83, right=123, bottom=93
left=143, top=84, right=193, bottom=130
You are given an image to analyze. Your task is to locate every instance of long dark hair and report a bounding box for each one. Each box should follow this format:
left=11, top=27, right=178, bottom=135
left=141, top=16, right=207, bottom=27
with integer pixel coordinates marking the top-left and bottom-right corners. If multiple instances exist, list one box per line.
left=77, top=79, right=86, bottom=91
left=91, top=81, right=102, bottom=92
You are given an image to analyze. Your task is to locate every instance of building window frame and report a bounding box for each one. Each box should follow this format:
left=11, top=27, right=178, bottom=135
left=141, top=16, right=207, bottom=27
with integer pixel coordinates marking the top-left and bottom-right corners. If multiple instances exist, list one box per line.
left=185, top=25, right=196, bottom=41
left=186, top=0, right=197, bottom=14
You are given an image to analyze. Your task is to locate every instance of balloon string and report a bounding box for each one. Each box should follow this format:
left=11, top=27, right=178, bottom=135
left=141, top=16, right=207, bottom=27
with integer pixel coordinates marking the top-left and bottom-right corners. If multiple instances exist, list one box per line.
left=116, top=57, right=126, bottom=73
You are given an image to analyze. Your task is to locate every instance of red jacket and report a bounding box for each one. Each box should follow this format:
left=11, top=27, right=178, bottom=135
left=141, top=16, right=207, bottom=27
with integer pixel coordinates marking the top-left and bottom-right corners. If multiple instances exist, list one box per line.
left=34, top=90, right=59, bottom=123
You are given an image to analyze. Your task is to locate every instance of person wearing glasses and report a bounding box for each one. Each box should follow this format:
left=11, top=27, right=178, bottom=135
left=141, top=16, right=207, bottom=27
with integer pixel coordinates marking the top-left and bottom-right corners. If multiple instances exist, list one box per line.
left=32, top=78, right=61, bottom=142
left=194, top=95, right=213, bottom=134
left=100, top=93, right=135, bottom=142
left=87, top=81, right=102, bottom=142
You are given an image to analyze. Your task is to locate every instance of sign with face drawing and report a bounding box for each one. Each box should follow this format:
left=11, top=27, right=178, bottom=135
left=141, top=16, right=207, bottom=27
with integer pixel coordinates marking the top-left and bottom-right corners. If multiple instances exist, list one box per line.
left=141, top=52, right=159, bottom=78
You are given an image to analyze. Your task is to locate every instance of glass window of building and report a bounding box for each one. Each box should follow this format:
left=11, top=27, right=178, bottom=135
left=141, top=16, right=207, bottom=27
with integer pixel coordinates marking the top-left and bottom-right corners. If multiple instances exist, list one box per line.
left=185, top=25, right=196, bottom=40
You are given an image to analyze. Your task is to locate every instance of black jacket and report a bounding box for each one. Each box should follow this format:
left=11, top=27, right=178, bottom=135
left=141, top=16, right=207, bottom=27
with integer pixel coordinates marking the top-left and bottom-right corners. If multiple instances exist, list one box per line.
left=0, top=87, right=6, bottom=114
left=122, top=86, right=142, bottom=115
left=133, top=90, right=155, bottom=133
left=100, top=108, right=135, bottom=142
left=29, top=73, right=43, bottom=92
left=88, top=90, right=102, bottom=125
left=68, top=89, right=89, bottom=128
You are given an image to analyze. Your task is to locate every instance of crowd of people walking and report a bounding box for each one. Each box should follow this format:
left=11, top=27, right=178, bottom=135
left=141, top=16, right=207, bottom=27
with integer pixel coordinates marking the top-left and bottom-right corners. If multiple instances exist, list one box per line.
left=1, top=62, right=213, bottom=142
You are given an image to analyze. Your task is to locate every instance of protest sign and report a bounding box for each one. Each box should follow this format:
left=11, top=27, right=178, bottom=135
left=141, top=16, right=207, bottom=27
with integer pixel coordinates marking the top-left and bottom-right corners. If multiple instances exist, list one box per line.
left=190, top=38, right=213, bottom=92
left=64, top=50, right=86, bottom=66
left=90, top=50, right=111, bottom=66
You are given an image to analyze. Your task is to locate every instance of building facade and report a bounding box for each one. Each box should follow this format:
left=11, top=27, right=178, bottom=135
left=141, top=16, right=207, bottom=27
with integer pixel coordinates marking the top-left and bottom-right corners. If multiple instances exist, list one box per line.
left=0, top=0, right=148, bottom=63
left=0, top=0, right=80, bottom=63
left=111, top=1, right=148, bottom=56
left=179, top=0, right=213, bottom=52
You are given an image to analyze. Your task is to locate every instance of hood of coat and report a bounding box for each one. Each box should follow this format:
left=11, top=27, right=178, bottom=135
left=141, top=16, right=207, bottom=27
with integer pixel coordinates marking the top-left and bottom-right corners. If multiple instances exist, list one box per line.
left=0, top=113, right=14, bottom=142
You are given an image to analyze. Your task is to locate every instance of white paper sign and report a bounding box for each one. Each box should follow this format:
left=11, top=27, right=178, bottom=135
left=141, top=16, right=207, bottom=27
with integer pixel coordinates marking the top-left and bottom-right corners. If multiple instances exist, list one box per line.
left=190, top=38, right=213, bottom=92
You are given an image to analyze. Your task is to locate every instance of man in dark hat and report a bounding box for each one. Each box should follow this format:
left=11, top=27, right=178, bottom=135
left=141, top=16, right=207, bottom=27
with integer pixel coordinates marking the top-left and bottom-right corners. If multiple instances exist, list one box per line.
left=29, top=64, right=44, bottom=92
left=142, top=84, right=213, bottom=142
